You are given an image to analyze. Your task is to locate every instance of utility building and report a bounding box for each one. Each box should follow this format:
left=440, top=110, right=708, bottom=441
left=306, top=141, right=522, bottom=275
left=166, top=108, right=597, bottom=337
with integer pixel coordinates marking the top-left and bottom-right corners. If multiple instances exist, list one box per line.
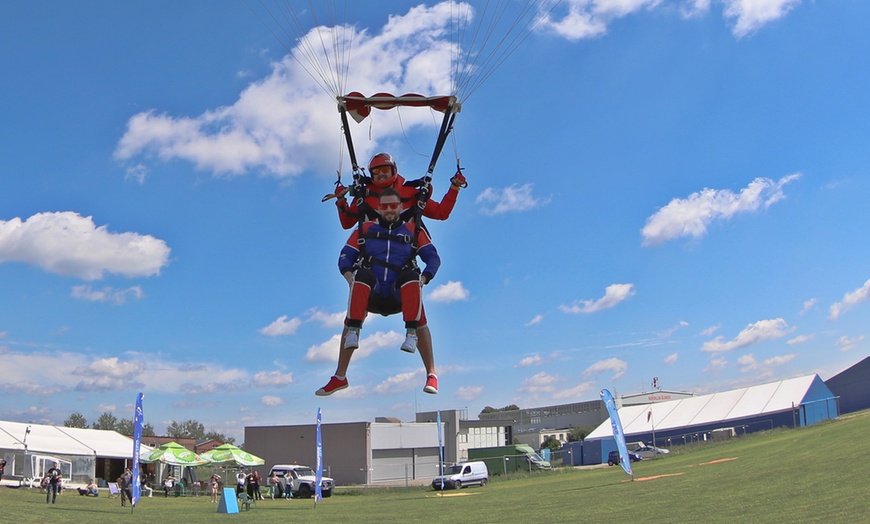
left=825, top=356, right=870, bottom=414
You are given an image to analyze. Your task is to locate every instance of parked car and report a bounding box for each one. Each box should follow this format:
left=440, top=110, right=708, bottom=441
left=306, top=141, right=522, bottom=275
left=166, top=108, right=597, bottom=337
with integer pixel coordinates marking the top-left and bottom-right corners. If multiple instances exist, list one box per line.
left=432, top=461, right=489, bottom=490
left=632, top=445, right=670, bottom=460
left=607, top=450, right=642, bottom=466
left=268, top=465, right=334, bottom=498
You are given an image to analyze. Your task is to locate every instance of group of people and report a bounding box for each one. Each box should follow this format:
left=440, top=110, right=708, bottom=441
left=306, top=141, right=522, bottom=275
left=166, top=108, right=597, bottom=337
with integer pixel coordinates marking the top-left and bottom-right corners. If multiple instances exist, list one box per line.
left=316, top=153, right=467, bottom=396
left=42, top=463, right=145, bottom=505
left=235, top=470, right=265, bottom=500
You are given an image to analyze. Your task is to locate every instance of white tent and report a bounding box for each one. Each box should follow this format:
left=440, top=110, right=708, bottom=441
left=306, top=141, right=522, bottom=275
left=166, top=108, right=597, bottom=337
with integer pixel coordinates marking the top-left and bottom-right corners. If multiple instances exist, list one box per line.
left=0, top=420, right=153, bottom=484
left=0, top=420, right=146, bottom=458
left=587, top=374, right=837, bottom=441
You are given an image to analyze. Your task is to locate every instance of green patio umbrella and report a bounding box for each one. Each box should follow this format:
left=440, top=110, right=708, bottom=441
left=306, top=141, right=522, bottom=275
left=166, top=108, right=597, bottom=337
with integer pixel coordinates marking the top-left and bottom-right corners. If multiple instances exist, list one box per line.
left=199, top=443, right=265, bottom=467
left=140, top=441, right=209, bottom=466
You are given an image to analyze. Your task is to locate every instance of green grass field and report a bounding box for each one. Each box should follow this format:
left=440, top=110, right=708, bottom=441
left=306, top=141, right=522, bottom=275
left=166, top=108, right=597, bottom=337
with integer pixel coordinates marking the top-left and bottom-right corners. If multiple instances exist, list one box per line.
left=4, top=410, right=868, bottom=523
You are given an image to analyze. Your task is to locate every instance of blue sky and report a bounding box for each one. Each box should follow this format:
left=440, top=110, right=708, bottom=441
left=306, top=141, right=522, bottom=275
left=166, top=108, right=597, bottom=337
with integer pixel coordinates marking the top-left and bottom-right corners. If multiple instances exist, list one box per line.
left=2, top=1, right=869, bottom=443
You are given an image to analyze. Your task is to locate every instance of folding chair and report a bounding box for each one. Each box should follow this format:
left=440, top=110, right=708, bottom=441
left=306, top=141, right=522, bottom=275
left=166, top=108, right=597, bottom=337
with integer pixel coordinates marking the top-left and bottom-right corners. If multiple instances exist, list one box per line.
left=108, top=483, right=120, bottom=499
left=238, top=492, right=256, bottom=511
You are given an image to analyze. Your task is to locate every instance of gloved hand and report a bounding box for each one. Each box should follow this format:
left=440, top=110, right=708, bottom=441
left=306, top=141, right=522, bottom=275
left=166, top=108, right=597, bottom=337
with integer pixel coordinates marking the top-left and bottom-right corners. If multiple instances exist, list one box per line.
left=450, top=171, right=467, bottom=189
left=335, top=184, right=349, bottom=198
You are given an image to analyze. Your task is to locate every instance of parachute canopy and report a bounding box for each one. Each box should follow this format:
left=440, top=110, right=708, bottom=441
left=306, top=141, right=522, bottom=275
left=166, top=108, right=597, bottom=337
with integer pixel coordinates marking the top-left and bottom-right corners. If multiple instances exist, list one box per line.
left=340, top=92, right=459, bottom=124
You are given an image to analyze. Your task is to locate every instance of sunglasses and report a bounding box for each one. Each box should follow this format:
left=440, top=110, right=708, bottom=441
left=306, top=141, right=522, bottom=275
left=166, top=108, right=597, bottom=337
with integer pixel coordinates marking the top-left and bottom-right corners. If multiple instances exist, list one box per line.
left=378, top=202, right=401, bottom=210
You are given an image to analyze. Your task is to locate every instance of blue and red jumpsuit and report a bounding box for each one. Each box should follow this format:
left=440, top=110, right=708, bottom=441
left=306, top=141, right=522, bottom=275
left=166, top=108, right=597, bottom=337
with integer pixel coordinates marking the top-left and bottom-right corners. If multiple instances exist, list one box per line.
left=339, top=217, right=440, bottom=330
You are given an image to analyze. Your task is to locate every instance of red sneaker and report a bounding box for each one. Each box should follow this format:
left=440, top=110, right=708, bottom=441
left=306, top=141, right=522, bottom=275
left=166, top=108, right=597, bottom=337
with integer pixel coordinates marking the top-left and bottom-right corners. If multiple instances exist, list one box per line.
left=315, top=376, right=348, bottom=396
left=423, top=374, right=438, bottom=395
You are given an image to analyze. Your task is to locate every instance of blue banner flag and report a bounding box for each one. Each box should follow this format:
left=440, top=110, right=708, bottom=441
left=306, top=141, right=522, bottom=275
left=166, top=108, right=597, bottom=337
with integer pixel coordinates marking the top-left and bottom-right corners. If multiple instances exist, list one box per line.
left=131, top=392, right=144, bottom=506
left=600, top=389, right=633, bottom=477
left=315, top=408, right=323, bottom=502
left=436, top=410, right=444, bottom=491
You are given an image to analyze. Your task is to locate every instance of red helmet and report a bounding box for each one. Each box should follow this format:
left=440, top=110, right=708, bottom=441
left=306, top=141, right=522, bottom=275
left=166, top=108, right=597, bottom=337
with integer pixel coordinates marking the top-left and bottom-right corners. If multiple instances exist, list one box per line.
left=368, top=152, right=397, bottom=188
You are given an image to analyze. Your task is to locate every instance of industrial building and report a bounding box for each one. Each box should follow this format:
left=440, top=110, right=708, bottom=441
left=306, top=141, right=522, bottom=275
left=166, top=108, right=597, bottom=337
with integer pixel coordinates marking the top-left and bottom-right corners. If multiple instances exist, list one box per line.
left=824, top=355, right=870, bottom=414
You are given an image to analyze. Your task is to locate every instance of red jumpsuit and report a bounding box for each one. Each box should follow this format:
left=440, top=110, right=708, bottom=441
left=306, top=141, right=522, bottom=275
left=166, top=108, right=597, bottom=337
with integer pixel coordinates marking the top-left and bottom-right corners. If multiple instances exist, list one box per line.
left=336, top=173, right=459, bottom=229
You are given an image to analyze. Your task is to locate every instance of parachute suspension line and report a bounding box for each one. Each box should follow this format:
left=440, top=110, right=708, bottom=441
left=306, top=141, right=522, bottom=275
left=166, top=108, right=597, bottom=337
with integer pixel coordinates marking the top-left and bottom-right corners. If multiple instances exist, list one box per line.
left=394, top=107, right=429, bottom=160
left=450, top=0, right=561, bottom=103
left=253, top=0, right=354, bottom=98
left=448, top=0, right=473, bottom=99
left=463, top=0, right=560, bottom=102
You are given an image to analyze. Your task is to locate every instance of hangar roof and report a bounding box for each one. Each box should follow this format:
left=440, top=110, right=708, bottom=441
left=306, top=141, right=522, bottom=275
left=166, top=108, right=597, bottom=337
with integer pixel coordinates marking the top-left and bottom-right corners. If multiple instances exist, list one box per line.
left=586, top=374, right=834, bottom=441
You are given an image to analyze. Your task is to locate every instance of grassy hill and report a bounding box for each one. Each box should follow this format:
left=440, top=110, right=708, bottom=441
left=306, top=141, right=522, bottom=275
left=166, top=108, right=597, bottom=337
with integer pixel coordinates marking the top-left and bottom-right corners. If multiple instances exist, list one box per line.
left=4, top=409, right=868, bottom=523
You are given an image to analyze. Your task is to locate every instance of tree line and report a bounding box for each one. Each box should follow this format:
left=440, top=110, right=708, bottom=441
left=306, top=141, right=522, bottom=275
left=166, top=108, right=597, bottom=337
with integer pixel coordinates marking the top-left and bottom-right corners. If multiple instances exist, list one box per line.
left=63, top=412, right=235, bottom=444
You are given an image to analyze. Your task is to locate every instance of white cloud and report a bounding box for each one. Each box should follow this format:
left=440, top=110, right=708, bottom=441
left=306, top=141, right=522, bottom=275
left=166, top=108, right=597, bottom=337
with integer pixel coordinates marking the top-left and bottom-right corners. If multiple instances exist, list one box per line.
left=701, top=318, right=795, bottom=353
left=124, top=164, right=148, bottom=184
left=704, top=357, right=728, bottom=372
left=738, top=352, right=795, bottom=373
left=373, top=370, right=422, bottom=395
left=541, top=0, right=661, bottom=41
left=763, top=354, right=795, bottom=366
left=664, top=352, right=679, bottom=364
left=0, top=212, right=171, bottom=280
left=560, top=283, right=635, bottom=313
left=787, top=334, right=814, bottom=345
left=305, top=334, right=343, bottom=363
left=252, top=371, right=294, bottom=387
left=553, top=381, right=595, bottom=400
left=307, top=308, right=346, bottom=328
left=680, top=0, right=712, bottom=18
left=260, top=395, right=285, bottom=407
left=304, top=331, right=404, bottom=363
left=583, top=358, right=628, bottom=381
left=71, top=356, right=147, bottom=392
left=516, top=355, right=543, bottom=368
left=836, top=335, right=865, bottom=352
left=545, top=0, right=798, bottom=41
left=518, top=372, right=559, bottom=394
left=724, top=0, right=802, bottom=38
left=659, top=321, right=689, bottom=338
left=641, top=174, right=800, bottom=246
left=526, top=314, right=544, bottom=326
left=737, top=353, right=757, bottom=372
left=700, top=324, right=721, bottom=337
left=476, top=184, right=550, bottom=216
left=829, top=279, right=870, bottom=321
left=455, top=385, right=483, bottom=401
left=799, top=298, right=817, bottom=315
left=428, top=281, right=470, bottom=302
left=259, top=315, right=303, bottom=336
left=71, top=285, right=144, bottom=305
left=73, top=357, right=145, bottom=380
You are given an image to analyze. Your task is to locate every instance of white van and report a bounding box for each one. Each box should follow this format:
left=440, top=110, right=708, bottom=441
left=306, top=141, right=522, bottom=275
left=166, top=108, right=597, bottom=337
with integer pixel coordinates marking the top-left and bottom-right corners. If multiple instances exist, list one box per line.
left=431, top=461, right=489, bottom=490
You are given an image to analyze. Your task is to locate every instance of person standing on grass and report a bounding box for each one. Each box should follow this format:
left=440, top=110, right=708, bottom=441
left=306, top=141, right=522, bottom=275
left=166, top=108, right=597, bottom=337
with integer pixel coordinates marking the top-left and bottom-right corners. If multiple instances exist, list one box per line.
left=45, top=462, right=62, bottom=504
left=210, top=473, right=221, bottom=503
left=119, top=467, right=133, bottom=507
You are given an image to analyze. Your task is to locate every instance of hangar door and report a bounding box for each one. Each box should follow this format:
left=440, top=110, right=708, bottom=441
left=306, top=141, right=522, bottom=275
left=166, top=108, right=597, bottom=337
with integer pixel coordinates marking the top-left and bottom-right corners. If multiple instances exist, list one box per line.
left=371, top=448, right=440, bottom=483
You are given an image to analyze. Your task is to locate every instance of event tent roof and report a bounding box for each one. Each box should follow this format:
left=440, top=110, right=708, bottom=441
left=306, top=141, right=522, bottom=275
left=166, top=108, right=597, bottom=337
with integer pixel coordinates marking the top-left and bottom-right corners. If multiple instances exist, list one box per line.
left=0, top=420, right=152, bottom=459
left=586, top=374, right=834, bottom=440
